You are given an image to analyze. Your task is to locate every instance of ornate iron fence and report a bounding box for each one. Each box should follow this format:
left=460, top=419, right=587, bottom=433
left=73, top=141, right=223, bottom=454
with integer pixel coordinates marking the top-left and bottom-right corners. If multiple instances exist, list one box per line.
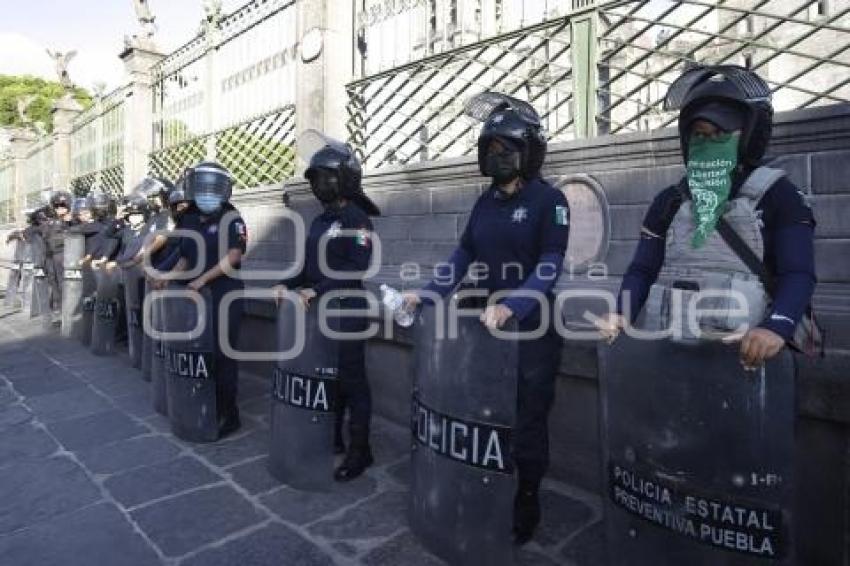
left=70, top=86, right=127, bottom=196
left=149, top=104, right=296, bottom=186
left=347, top=0, right=850, bottom=170
left=347, top=14, right=576, bottom=169
left=23, top=137, right=55, bottom=207
left=595, top=0, right=850, bottom=134
left=150, top=0, right=298, bottom=187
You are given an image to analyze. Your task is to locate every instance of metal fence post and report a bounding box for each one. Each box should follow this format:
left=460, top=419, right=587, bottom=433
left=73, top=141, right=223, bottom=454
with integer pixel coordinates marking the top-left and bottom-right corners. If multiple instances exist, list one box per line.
left=120, top=45, right=165, bottom=194
left=6, top=132, right=35, bottom=224
left=51, top=98, right=83, bottom=190
left=569, top=0, right=599, bottom=139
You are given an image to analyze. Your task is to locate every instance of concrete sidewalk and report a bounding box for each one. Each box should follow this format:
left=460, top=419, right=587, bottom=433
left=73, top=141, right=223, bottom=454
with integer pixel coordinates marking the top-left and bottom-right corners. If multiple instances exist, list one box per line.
left=0, top=307, right=605, bottom=566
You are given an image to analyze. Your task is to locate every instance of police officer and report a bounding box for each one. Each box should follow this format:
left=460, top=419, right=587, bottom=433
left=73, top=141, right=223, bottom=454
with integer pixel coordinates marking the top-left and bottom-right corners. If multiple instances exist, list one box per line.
left=597, top=65, right=817, bottom=367
left=147, top=181, right=192, bottom=277
left=28, top=205, right=53, bottom=319
left=403, top=94, right=570, bottom=544
left=171, top=162, right=246, bottom=437
left=272, top=133, right=380, bottom=482
left=44, top=190, right=74, bottom=319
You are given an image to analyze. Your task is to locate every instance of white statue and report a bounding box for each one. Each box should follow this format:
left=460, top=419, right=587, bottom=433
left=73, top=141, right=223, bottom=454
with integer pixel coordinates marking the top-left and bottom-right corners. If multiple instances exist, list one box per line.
left=133, top=0, right=157, bottom=37
left=46, top=49, right=77, bottom=90
left=203, top=0, right=223, bottom=20
left=16, top=95, right=37, bottom=124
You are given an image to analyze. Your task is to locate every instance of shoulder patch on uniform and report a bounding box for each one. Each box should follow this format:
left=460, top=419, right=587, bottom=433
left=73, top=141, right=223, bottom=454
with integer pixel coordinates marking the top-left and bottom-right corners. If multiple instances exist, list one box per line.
left=554, top=205, right=569, bottom=226
left=355, top=227, right=371, bottom=247
left=235, top=220, right=248, bottom=242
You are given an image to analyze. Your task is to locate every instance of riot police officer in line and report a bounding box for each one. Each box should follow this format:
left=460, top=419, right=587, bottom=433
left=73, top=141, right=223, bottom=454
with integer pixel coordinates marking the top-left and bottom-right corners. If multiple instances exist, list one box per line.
left=44, top=190, right=74, bottom=318
left=273, top=132, right=381, bottom=482
left=79, top=190, right=115, bottom=265
left=170, top=162, right=247, bottom=437
left=403, top=94, right=570, bottom=544
left=597, top=65, right=818, bottom=364
left=147, top=181, right=192, bottom=277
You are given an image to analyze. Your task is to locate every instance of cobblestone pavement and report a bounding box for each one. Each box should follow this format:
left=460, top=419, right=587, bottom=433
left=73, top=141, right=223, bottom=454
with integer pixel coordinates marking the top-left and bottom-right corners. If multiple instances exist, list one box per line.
left=0, top=306, right=605, bottom=566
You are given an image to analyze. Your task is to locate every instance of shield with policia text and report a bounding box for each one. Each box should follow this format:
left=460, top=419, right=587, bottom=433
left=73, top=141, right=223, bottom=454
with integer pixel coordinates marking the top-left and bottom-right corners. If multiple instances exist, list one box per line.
left=90, top=267, right=122, bottom=356
left=29, top=234, right=50, bottom=319
left=3, top=237, right=25, bottom=308
left=145, top=280, right=169, bottom=416
left=409, top=302, right=519, bottom=566
left=60, top=233, right=85, bottom=339
left=123, top=264, right=145, bottom=370
left=163, top=283, right=217, bottom=442
left=598, top=336, right=795, bottom=566
left=268, top=296, right=339, bottom=491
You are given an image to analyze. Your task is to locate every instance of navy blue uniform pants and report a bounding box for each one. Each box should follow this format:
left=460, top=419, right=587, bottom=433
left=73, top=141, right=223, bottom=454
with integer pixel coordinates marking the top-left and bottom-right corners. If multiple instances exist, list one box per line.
left=335, top=297, right=372, bottom=439
left=211, top=287, right=244, bottom=415
left=514, top=329, right=561, bottom=486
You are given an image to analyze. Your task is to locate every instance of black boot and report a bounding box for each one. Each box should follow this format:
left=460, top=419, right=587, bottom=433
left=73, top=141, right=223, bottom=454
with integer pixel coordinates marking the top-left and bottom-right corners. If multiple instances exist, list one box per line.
left=217, top=392, right=241, bottom=439
left=334, top=425, right=373, bottom=482
left=513, top=480, right=542, bottom=545
left=334, top=409, right=346, bottom=455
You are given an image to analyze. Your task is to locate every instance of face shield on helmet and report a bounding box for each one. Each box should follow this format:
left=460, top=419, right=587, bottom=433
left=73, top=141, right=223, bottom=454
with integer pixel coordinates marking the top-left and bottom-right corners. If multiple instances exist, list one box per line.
left=308, top=167, right=342, bottom=204
left=71, top=197, right=93, bottom=223
left=664, top=64, right=773, bottom=166
left=299, top=129, right=380, bottom=215
left=49, top=190, right=73, bottom=217
left=134, top=177, right=173, bottom=213
left=166, top=183, right=190, bottom=221
left=184, top=162, right=234, bottom=215
left=466, top=92, right=547, bottom=184
left=123, top=195, right=150, bottom=229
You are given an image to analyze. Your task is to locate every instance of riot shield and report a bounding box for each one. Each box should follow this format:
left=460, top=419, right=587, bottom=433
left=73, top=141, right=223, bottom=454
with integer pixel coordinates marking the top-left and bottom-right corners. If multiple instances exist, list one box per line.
left=30, top=264, right=51, bottom=319
left=3, top=263, right=22, bottom=308
left=20, top=260, right=33, bottom=309
left=90, top=267, right=122, bottom=356
left=3, top=238, right=24, bottom=307
left=409, top=303, right=518, bottom=566
left=149, top=282, right=169, bottom=416
left=164, top=284, right=218, bottom=443
left=268, top=298, right=338, bottom=491
left=80, top=263, right=97, bottom=346
left=60, top=233, right=85, bottom=339
left=123, top=265, right=145, bottom=370
left=598, top=337, right=795, bottom=566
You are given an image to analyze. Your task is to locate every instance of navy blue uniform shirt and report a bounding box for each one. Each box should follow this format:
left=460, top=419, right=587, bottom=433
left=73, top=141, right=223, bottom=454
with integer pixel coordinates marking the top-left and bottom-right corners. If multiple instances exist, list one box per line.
left=178, top=204, right=247, bottom=294
left=281, top=202, right=373, bottom=295
left=618, top=171, right=816, bottom=340
left=425, top=177, right=570, bottom=322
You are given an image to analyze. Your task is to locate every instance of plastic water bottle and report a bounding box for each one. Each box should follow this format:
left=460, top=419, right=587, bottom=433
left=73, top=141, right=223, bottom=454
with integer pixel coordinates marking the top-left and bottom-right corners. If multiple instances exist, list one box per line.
left=380, top=284, right=414, bottom=328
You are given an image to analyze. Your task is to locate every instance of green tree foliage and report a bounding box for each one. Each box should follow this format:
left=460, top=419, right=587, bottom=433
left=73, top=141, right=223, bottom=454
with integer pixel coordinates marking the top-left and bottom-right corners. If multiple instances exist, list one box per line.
left=0, top=75, right=92, bottom=132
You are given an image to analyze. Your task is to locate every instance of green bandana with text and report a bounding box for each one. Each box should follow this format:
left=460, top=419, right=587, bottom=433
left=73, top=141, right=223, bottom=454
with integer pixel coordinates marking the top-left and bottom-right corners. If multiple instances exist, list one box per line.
left=686, top=132, right=740, bottom=248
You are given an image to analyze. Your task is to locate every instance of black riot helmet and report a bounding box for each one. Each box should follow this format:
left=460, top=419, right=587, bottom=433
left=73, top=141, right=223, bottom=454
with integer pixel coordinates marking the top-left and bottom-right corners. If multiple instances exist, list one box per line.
left=123, top=194, right=151, bottom=220
left=134, top=176, right=174, bottom=212
left=87, top=189, right=113, bottom=220
left=664, top=64, right=774, bottom=167
left=49, top=189, right=73, bottom=213
left=300, top=129, right=380, bottom=216
left=71, top=197, right=91, bottom=222
left=167, top=180, right=190, bottom=221
left=184, top=162, right=233, bottom=199
left=465, top=92, right=548, bottom=180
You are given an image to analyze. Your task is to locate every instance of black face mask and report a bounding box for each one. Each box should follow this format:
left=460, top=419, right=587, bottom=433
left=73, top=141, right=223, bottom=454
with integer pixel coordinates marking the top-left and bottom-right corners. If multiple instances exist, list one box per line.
left=310, top=169, right=341, bottom=205
left=484, top=149, right=521, bottom=186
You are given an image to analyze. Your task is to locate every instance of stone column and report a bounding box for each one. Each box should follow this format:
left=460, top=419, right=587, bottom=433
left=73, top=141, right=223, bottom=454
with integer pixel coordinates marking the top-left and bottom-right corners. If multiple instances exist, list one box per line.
left=51, top=96, right=83, bottom=189
left=295, top=0, right=355, bottom=155
left=9, top=129, right=36, bottom=221
left=120, top=44, right=165, bottom=195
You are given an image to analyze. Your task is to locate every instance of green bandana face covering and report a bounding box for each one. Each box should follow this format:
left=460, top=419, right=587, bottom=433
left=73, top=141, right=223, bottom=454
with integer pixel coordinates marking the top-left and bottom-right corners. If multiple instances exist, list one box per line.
left=686, top=132, right=740, bottom=248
